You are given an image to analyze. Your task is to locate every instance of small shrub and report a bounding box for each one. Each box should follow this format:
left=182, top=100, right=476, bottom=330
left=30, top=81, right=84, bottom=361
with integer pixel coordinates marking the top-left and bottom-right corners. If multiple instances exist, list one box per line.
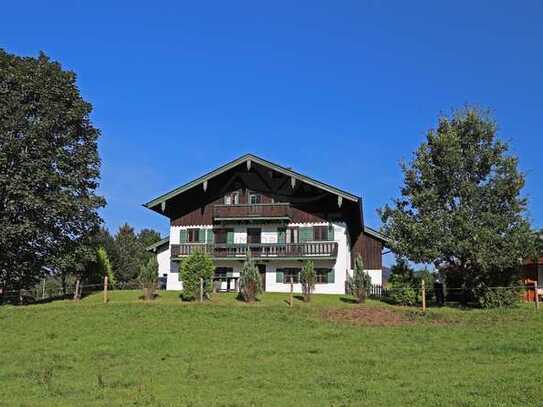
left=180, top=250, right=214, bottom=301
left=300, top=260, right=316, bottom=302
left=389, top=285, right=418, bottom=306
left=348, top=255, right=372, bottom=303
left=239, top=253, right=261, bottom=303
left=139, top=256, right=158, bottom=301
left=477, top=286, right=520, bottom=309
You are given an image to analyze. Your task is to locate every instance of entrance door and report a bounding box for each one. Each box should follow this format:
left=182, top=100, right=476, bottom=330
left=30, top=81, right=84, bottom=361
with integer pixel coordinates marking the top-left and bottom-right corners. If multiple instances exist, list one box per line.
left=257, top=264, right=266, bottom=292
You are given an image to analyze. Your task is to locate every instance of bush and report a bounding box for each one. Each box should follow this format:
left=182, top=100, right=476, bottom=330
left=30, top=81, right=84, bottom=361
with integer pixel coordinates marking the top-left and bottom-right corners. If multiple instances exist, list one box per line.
left=389, top=285, right=418, bottom=306
left=239, top=253, right=261, bottom=303
left=139, top=256, right=158, bottom=301
left=180, top=250, right=214, bottom=301
left=348, top=255, right=372, bottom=303
left=300, top=260, right=316, bottom=302
left=476, top=286, right=520, bottom=309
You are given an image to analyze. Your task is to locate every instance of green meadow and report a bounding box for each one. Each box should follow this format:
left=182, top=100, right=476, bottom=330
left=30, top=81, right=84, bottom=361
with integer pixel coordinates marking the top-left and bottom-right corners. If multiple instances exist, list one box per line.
left=1, top=291, right=542, bottom=406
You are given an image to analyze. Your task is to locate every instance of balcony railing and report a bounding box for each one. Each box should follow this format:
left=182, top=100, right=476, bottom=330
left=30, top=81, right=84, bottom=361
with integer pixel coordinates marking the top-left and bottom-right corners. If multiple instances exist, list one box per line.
left=213, top=203, right=291, bottom=220
left=171, top=242, right=338, bottom=259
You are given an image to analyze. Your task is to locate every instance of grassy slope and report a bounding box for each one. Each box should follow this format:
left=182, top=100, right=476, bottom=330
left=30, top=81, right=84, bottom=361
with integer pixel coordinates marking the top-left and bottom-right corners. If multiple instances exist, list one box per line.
left=1, top=291, right=542, bottom=407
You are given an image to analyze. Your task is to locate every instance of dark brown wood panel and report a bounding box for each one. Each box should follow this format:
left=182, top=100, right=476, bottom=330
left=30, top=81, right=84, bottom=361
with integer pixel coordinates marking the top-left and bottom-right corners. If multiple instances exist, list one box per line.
left=351, top=231, right=383, bottom=270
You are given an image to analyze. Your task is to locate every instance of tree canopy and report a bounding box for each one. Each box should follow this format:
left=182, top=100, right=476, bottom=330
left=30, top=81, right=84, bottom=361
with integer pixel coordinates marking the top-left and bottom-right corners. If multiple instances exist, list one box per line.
left=380, top=108, right=537, bottom=292
left=0, top=50, right=105, bottom=290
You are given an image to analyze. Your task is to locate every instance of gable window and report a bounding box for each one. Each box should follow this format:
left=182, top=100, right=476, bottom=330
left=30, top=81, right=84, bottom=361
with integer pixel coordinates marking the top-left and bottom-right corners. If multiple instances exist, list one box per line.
left=276, top=268, right=300, bottom=284
left=224, top=191, right=240, bottom=205
left=249, top=193, right=261, bottom=205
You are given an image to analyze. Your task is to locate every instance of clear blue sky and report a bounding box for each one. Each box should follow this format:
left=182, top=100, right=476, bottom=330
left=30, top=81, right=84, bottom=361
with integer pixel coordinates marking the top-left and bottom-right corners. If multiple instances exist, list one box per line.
left=2, top=1, right=542, bottom=250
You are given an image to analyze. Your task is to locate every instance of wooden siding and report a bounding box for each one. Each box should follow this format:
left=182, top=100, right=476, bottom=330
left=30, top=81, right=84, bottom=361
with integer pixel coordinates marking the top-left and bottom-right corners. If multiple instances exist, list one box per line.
left=351, top=231, right=383, bottom=270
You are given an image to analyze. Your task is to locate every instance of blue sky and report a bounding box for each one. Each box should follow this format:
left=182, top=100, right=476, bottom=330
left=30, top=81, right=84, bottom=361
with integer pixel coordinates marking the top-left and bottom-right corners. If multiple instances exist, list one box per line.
left=2, top=1, right=542, bottom=255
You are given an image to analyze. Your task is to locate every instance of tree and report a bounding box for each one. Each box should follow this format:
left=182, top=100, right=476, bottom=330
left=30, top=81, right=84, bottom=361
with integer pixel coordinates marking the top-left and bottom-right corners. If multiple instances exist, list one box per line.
left=349, top=255, right=372, bottom=303
left=139, top=256, right=158, bottom=301
left=111, top=224, right=141, bottom=286
left=180, top=250, right=214, bottom=301
left=380, top=108, right=537, bottom=301
left=86, top=247, right=114, bottom=286
left=239, top=253, right=261, bottom=303
left=388, top=257, right=415, bottom=286
left=300, top=260, right=316, bottom=302
left=0, top=50, right=105, bottom=291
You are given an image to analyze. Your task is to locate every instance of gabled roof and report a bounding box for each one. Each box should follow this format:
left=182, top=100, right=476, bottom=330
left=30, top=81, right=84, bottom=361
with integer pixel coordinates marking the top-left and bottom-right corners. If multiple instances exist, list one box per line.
left=143, top=153, right=360, bottom=211
left=145, top=236, right=170, bottom=252
left=364, top=225, right=390, bottom=245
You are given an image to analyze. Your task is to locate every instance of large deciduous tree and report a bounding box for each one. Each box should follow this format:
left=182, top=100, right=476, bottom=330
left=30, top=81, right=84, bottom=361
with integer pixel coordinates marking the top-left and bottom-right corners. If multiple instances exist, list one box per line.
left=380, top=108, right=536, bottom=296
left=0, top=50, right=105, bottom=290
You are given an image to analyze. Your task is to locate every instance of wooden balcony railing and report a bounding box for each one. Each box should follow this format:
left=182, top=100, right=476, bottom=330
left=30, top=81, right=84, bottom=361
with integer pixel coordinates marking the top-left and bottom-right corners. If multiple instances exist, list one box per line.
left=171, top=242, right=338, bottom=259
left=213, top=203, right=291, bottom=220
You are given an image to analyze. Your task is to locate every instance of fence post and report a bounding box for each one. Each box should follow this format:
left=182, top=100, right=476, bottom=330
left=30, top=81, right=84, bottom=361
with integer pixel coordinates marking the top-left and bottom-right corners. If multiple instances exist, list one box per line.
left=289, top=276, right=293, bottom=307
left=200, top=278, right=204, bottom=303
left=42, top=279, right=46, bottom=300
left=421, top=279, right=426, bottom=313
left=73, top=279, right=80, bottom=302
left=103, top=275, right=108, bottom=304
left=535, top=281, right=539, bottom=311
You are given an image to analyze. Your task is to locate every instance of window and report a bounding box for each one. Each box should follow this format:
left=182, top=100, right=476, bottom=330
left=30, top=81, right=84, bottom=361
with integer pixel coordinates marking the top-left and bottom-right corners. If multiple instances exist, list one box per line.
left=247, top=228, right=261, bottom=244
left=286, top=227, right=298, bottom=243
left=249, top=193, right=261, bottom=205
left=278, top=268, right=300, bottom=283
left=214, top=228, right=233, bottom=244
left=313, top=226, right=327, bottom=241
left=187, top=229, right=200, bottom=243
left=215, top=267, right=233, bottom=278
left=315, top=268, right=332, bottom=284
left=224, top=191, right=239, bottom=205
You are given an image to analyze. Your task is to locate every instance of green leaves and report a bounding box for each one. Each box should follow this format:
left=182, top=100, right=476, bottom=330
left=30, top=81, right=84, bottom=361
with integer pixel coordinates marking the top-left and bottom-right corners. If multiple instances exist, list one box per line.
left=0, top=49, right=105, bottom=289
left=380, top=107, right=537, bottom=293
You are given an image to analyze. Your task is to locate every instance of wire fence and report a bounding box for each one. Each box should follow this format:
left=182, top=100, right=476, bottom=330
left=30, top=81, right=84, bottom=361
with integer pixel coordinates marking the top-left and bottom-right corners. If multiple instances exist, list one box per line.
left=1, top=280, right=541, bottom=310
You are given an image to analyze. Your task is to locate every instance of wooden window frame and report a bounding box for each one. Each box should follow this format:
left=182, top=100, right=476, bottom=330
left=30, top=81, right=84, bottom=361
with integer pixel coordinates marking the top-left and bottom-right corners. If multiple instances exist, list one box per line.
left=315, top=268, right=332, bottom=284
left=278, top=268, right=301, bottom=284
left=187, top=228, right=200, bottom=243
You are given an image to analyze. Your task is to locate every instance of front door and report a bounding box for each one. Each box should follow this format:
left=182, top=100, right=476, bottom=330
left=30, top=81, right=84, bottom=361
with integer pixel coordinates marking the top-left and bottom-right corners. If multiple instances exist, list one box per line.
left=257, top=264, right=266, bottom=292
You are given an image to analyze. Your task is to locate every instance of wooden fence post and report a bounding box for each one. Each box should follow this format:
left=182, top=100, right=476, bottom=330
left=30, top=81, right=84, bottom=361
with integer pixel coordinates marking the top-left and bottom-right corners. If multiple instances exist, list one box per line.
left=421, top=279, right=426, bottom=313
left=103, top=275, right=108, bottom=304
left=200, top=278, right=204, bottom=303
left=73, top=279, right=80, bottom=302
left=289, top=276, right=293, bottom=307
left=535, top=281, right=539, bottom=311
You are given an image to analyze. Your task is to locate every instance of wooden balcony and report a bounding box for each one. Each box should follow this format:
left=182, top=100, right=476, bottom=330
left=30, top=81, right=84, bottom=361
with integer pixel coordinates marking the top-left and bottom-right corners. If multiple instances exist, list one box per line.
left=171, top=242, right=338, bottom=259
left=213, top=203, right=290, bottom=222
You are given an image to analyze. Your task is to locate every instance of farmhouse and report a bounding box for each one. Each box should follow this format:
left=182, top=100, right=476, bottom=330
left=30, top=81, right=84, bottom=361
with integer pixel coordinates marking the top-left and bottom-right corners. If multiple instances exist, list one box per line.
left=144, top=154, right=387, bottom=294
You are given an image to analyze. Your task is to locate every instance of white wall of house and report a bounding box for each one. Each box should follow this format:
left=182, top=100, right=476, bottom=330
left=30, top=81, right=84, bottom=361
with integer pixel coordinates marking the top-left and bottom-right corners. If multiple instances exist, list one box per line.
left=160, top=221, right=382, bottom=294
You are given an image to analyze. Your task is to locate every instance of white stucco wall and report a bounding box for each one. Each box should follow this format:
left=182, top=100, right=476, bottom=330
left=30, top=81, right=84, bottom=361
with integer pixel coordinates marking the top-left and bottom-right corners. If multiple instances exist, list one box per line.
left=161, top=221, right=380, bottom=294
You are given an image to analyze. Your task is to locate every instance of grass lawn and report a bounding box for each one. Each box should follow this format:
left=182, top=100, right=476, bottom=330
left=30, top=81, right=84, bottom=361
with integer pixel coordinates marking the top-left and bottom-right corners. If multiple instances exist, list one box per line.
left=1, top=291, right=542, bottom=406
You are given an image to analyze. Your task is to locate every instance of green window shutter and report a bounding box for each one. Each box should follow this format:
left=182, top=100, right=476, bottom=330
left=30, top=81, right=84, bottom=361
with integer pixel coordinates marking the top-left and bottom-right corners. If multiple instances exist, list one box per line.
left=277, top=228, right=286, bottom=244
left=299, top=227, right=313, bottom=242
left=276, top=270, right=284, bottom=283
left=226, top=230, right=234, bottom=244
left=328, top=224, right=334, bottom=241
left=198, top=229, right=205, bottom=243
left=179, top=229, right=187, bottom=243
left=327, top=269, right=335, bottom=284
left=206, top=229, right=214, bottom=243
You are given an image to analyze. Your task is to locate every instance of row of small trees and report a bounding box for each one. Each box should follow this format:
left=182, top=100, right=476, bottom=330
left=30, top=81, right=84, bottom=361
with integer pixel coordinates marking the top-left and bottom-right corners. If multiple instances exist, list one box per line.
left=166, top=249, right=372, bottom=304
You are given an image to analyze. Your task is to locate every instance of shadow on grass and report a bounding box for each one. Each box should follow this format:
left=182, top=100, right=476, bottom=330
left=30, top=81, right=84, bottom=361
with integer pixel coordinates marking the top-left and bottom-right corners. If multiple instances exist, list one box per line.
left=339, top=296, right=358, bottom=304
